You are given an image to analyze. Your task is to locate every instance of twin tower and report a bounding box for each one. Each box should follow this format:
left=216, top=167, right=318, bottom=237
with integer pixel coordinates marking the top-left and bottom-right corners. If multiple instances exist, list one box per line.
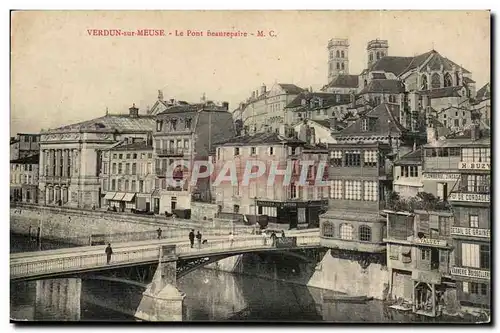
left=327, top=38, right=389, bottom=82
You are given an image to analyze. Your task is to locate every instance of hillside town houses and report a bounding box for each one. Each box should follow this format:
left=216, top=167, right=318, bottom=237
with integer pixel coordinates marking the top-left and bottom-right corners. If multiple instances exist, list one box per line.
left=10, top=36, right=490, bottom=316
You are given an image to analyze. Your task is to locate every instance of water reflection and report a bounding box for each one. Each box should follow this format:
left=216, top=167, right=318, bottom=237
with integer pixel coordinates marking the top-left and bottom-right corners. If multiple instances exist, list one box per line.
left=10, top=269, right=476, bottom=322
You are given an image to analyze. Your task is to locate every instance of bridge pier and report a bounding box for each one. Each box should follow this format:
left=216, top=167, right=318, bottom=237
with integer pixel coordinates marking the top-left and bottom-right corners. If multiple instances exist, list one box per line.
left=135, top=245, right=185, bottom=322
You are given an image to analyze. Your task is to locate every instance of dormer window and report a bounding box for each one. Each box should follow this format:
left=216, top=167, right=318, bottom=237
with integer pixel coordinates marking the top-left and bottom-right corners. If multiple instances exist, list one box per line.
left=361, top=118, right=368, bottom=132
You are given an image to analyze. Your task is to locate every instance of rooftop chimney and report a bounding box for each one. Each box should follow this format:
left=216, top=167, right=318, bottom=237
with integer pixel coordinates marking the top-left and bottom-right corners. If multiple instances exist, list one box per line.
left=129, top=103, right=139, bottom=118
left=261, top=84, right=267, bottom=95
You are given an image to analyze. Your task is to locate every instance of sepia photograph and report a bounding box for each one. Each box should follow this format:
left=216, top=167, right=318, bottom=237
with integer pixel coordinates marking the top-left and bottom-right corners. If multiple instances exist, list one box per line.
left=9, top=10, right=491, bottom=323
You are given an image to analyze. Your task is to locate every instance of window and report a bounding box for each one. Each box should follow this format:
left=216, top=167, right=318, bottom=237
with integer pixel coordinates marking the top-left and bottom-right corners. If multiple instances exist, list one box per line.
left=103, top=162, right=108, bottom=174
left=133, top=153, right=137, bottom=159
left=369, top=53, right=373, bottom=61
left=112, top=163, right=117, bottom=174
left=139, top=180, right=144, bottom=193
left=125, top=180, right=129, bottom=191
left=469, top=215, right=479, bottom=228
left=339, top=224, right=353, bottom=240
left=480, top=245, right=490, bottom=269
left=111, top=179, right=116, bottom=191
left=363, top=181, right=377, bottom=201
left=125, top=163, right=130, bottom=174
left=126, top=153, right=130, bottom=159
left=336, top=50, right=340, bottom=58
left=171, top=119, right=177, bottom=130
left=269, top=147, right=274, bottom=155
left=361, top=118, right=368, bottom=131
left=389, top=95, right=396, bottom=103
left=344, top=150, right=361, bottom=167
left=113, top=154, right=117, bottom=159
left=330, top=180, right=343, bottom=199
left=185, top=118, right=192, bottom=129
left=359, top=225, right=372, bottom=241
left=345, top=180, right=361, bottom=200
left=336, top=62, right=340, bottom=70
left=341, top=50, right=345, bottom=58
left=341, top=63, right=345, bottom=70
left=431, top=73, right=441, bottom=89
left=436, top=183, right=446, bottom=200
left=439, top=216, right=451, bottom=237
left=251, top=147, right=257, bottom=155
left=132, top=163, right=137, bottom=175
left=131, top=180, right=136, bottom=192
left=184, top=139, right=189, bottom=149
left=444, top=73, right=453, bottom=87
left=290, top=182, right=297, bottom=199
left=364, top=150, right=377, bottom=167
left=148, top=153, right=152, bottom=158
left=467, top=174, right=490, bottom=193
left=217, top=148, right=221, bottom=160
left=291, top=147, right=296, bottom=155
left=323, top=222, right=335, bottom=237
left=330, top=151, right=342, bottom=166
left=454, top=119, right=459, bottom=127
left=234, top=147, right=240, bottom=156
left=421, top=248, right=431, bottom=260
left=461, top=148, right=490, bottom=163
left=156, top=121, right=163, bottom=132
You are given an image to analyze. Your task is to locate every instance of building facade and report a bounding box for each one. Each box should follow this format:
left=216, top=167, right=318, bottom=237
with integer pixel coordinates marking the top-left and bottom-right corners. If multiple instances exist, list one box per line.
left=10, top=133, right=40, bottom=160
left=10, top=154, right=39, bottom=204
left=38, top=104, right=155, bottom=208
left=320, top=142, right=393, bottom=253
left=100, top=141, right=155, bottom=212
left=153, top=100, right=235, bottom=214
left=393, top=149, right=423, bottom=198
left=214, top=131, right=329, bottom=229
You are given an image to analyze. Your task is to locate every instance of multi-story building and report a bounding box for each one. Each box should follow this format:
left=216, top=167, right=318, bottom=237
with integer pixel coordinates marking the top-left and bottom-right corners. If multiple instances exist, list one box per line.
left=319, top=142, right=393, bottom=253
left=284, top=91, right=352, bottom=125
left=447, top=126, right=490, bottom=309
left=10, top=133, right=40, bottom=160
left=233, top=83, right=305, bottom=134
left=436, top=105, right=473, bottom=132
left=327, top=38, right=350, bottom=82
left=153, top=100, right=235, bottom=214
left=10, top=154, right=39, bottom=204
left=393, top=148, right=423, bottom=198
left=472, top=82, right=491, bottom=127
left=99, top=141, right=155, bottom=212
left=38, top=104, right=155, bottom=208
left=213, top=130, right=329, bottom=229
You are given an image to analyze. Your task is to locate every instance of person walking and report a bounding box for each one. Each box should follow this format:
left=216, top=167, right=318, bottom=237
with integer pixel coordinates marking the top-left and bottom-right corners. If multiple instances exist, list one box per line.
left=196, top=231, right=202, bottom=249
left=105, top=243, right=113, bottom=264
left=189, top=229, right=195, bottom=248
left=229, top=232, right=234, bottom=247
left=157, top=228, right=163, bottom=240
left=281, top=230, right=286, bottom=238
left=270, top=231, right=277, bottom=246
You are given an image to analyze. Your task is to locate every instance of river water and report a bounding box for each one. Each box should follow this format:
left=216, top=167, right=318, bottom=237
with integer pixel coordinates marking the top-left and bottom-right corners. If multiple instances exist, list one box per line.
left=10, top=234, right=477, bottom=323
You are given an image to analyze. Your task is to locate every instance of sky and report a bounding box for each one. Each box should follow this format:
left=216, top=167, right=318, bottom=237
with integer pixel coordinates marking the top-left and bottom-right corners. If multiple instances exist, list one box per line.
left=10, top=10, right=490, bottom=135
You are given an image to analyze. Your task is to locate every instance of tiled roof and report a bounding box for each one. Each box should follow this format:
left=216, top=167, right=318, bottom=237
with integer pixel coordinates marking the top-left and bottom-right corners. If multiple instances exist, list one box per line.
left=394, top=149, right=422, bottom=165
left=111, top=142, right=153, bottom=151
left=463, top=76, right=475, bottom=84
left=215, top=132, right=305, bottom=146
left=278, top=83, right=306, bottom=94
left=323, top=75, right=359, bottom=89
left=338, top=103, right=405, bottom=137
left=476, top=82, right=490, bottom=101
left=359, top=79, right=405, bottom=94
left=50, top=114, right=156, bottom=133
left=157, top=104, right=203, bottom=115
left=11, top=154, right=39, bottom=164
left=419, top=86, right=464, bottom=99
left=285, top=92, right=351, bottom=109
left=368, top=50, right=470, bottom=76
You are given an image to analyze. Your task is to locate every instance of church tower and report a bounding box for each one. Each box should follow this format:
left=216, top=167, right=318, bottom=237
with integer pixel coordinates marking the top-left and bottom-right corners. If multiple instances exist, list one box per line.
left=327, top=38, right=349, bottom=82
left=367, top=39, right=389, bottom=68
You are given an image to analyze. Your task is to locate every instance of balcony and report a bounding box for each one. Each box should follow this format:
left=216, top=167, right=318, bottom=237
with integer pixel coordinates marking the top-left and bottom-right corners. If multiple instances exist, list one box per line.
left=450, top=226, right=490, bottom=239
left=451, top=266, right=490, bottom=280
left=155, top=148, right=188, bottom=156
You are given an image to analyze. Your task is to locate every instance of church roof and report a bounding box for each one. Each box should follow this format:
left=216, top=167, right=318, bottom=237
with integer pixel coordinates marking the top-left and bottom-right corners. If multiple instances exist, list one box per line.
left=49, top=114, right=155, bottom=133
left=418, top=86, right=464, bottom=99
left=323, top=75, right=359, bottom=89
left=359, top=79, right=406, bottom=94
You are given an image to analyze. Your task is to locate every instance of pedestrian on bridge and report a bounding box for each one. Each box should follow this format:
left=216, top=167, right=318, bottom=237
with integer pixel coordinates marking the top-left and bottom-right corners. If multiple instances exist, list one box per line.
left=189, top=229, right=195, bottom=248
left=157, top=228, right=163, bottom=240
left=196, top=231, right=202, bottom=249
left=105, top=243, right=113, bottom=264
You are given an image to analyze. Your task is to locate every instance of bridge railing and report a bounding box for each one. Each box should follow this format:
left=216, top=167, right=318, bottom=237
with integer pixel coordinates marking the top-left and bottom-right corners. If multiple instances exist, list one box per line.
left=10, top=234, right=320, bottom=280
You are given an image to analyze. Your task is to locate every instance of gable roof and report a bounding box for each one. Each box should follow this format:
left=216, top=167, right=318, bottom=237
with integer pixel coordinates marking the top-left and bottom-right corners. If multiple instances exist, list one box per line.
left=337, top=103, right=406, bottom=137
left=419, top=86, right=464, bottom=99
left=215, top=132, right=304, bottom=147
left=285, top=92, right=351, bottom=110
left=277, top=83, right=306, bottom=95
left=323, top=75, right=359, bottom=89
left=49, top=114, right=155, bottom=133
left=359, top=79, right=406, bottom=94
left=476, top=82, right=490, bottom=101
left=394, top=148, right=422, bottom=166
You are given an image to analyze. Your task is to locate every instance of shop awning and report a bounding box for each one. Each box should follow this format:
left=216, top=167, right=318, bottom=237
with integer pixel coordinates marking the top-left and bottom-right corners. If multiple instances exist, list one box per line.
left=123, top=193, right=136, bottom=202
left=112, top=192, right=126, bottom=201
left=104, top=192, right=116, bottom=200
